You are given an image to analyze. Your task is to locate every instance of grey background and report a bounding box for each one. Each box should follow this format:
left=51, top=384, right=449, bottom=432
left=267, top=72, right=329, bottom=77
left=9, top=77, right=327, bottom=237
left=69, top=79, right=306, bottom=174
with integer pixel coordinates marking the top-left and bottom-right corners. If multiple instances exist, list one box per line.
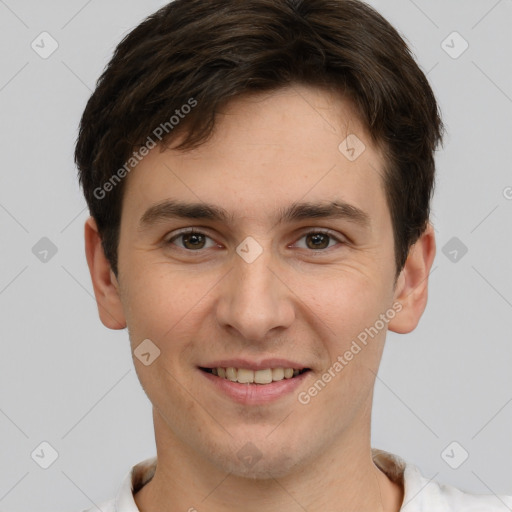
left=0, top=0, right=511, bottom=511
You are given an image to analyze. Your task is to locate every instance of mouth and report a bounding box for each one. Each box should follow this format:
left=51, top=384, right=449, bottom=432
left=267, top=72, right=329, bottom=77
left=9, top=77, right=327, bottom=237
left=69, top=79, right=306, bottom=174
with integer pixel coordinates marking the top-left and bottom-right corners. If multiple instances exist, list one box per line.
left=199, top=366, right=311, bottom=384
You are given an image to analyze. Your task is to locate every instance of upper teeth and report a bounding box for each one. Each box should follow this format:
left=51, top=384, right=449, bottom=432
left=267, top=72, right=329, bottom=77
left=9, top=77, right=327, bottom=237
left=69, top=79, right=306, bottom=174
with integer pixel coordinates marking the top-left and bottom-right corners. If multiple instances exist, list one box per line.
left=212, top=367, right=301, bottom=384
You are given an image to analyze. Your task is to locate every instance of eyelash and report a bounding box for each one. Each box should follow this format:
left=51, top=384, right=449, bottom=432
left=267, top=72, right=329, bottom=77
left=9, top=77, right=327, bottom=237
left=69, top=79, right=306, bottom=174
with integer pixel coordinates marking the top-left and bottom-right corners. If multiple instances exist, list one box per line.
left=165, top=228, right=346, bottom=252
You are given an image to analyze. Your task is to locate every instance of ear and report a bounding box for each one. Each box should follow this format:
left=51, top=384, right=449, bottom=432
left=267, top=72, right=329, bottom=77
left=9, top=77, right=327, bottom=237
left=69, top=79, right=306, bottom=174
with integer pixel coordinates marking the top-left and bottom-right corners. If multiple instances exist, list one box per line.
left=388, top=223, right=436, bottom=334
left=84, top=216, right=127, bottom=329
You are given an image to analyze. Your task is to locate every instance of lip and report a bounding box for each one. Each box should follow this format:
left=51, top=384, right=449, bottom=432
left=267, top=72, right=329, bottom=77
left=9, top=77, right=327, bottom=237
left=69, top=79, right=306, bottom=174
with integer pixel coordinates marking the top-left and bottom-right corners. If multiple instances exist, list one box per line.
left=199, top=358, right=309, bottom=371
left=199, top=367, right=310, bottom=405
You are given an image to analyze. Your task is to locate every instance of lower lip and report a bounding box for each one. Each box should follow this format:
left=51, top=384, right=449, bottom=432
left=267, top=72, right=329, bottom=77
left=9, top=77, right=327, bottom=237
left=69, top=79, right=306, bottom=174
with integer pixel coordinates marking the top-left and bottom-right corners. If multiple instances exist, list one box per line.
left=199, top=369, right=309, bottom=405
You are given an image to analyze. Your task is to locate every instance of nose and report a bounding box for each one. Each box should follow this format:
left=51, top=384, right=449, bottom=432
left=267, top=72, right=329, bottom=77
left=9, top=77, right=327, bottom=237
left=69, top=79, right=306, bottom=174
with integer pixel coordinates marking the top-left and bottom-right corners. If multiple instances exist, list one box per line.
left=215, top=243, right=295, bottom=343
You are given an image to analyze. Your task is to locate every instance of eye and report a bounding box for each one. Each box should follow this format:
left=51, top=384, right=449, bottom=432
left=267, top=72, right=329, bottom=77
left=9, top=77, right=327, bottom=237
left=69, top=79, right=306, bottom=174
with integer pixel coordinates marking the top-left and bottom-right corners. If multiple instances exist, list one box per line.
left=293, top=230, right=345, bottom=250
left=166, top=229, right=218, bottom=251
left=165, top=228, right=345, bottom=252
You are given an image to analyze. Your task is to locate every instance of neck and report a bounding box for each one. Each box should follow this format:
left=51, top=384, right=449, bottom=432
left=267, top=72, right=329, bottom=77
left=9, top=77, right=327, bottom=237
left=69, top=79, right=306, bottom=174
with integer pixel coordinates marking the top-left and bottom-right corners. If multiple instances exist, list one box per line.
left=134, top=413, right=403, bottom=512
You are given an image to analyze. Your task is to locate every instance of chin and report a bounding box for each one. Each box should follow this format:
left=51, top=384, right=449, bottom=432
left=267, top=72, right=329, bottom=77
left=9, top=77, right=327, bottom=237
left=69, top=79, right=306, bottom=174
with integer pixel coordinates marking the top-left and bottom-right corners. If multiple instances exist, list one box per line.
left=210, top=440, right=307, bottom=480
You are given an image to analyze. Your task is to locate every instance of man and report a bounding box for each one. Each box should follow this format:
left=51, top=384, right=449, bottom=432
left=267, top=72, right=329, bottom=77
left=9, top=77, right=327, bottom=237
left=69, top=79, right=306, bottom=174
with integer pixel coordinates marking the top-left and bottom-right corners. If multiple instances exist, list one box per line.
left=75, top=0, right=512, bottom=511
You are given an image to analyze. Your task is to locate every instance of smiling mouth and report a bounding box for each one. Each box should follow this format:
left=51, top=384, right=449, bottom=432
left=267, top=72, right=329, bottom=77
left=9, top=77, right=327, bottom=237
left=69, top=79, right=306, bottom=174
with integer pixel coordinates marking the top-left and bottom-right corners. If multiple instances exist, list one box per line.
left=199, top=367, right=310, bottom=384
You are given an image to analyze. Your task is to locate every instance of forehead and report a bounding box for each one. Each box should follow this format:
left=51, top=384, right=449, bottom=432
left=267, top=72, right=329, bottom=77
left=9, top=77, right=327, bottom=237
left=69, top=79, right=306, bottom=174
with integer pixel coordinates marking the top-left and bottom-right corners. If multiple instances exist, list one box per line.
left=121, top=85, right=389, bottom=230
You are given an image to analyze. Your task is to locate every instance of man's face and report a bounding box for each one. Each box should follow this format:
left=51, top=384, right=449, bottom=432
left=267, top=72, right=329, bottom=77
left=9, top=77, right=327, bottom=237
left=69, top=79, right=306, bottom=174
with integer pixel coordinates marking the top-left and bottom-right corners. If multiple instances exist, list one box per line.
left=114, top=85, right=401, bottom=477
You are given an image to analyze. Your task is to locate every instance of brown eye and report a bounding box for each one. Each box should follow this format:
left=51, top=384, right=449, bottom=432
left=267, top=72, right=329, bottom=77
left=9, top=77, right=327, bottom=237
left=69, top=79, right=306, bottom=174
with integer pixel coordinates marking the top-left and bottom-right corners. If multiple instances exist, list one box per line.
left=294, top=230, right=344, bottom=251
left=167, top=230, right=216, bottom=251
left=181, top=233, right=207, bottom=250
left=305, top=233, right=330, bottom=249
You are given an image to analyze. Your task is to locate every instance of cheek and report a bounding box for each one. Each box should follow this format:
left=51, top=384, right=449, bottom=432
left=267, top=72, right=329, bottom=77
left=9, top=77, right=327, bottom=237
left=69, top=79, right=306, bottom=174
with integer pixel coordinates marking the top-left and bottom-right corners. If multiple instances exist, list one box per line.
left=298, top=268, right=390, bottom=340
left=303, top=275, right=389, bottom=405
left=121, top=264, right=217, bottom=338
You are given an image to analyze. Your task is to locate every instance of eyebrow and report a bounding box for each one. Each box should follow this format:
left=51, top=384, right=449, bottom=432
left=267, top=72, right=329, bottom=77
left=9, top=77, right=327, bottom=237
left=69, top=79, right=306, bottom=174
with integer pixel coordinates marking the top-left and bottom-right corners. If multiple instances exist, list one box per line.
left=138, top=199, right=371, bottom=230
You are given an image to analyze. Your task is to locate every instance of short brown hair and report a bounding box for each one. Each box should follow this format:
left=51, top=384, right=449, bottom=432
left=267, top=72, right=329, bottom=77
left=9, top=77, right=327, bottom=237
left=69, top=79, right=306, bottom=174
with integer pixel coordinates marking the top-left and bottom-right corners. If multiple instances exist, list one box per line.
left=75, top=0, right=444, bottom=279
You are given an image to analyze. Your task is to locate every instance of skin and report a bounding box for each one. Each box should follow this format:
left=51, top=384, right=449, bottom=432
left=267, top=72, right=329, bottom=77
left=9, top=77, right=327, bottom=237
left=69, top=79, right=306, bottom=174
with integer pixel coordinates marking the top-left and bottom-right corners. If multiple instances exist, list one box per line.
left=85, top=84, right=436, bottom=512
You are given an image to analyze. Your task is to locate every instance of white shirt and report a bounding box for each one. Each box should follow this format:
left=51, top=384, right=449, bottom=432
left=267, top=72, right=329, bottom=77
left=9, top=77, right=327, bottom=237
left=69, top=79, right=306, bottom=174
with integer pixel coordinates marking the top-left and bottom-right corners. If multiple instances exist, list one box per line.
left=80, top=448, right=512, bottom=511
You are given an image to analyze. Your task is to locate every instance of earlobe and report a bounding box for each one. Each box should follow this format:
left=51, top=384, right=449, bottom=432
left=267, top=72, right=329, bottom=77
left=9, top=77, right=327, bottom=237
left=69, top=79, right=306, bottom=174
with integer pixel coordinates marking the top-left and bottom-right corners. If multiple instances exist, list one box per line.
left=388, top=223, right=436, bottom=334
left=84, top=216, right=127, bottom=330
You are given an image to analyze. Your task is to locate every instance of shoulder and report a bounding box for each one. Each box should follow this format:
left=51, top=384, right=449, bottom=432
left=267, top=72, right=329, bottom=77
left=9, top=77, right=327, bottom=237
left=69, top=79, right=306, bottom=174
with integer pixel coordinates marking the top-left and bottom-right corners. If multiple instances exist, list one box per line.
left=402, top=460, right=512, bottom=511
left=371, top=448, right=512, bottom=511
left=75, top=456, right=156, bottom=512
